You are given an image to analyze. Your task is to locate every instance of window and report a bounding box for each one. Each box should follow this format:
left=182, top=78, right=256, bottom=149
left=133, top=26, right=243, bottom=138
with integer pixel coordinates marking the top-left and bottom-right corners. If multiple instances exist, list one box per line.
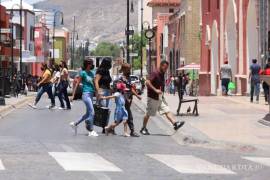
left=169, top=8, right=174, bottom=13
left=217, top=0, right=220, bottom=9
left=208, top=0, right=211, bottom=12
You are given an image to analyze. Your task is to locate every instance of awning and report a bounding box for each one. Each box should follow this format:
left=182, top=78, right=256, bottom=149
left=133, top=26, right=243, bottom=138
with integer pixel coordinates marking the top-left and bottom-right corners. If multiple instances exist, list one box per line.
left=177, top=63, right=200, bottom=70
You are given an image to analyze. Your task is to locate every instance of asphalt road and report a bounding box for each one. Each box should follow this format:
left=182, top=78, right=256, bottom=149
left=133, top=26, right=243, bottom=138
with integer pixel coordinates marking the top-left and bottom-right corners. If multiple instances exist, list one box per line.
left=0, top=98, right=269, bottom=180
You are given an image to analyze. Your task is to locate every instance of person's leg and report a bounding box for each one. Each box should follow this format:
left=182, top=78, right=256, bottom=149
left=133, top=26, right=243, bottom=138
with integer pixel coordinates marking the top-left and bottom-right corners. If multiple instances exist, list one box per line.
left=125, top=102, right=134, bottom=132
left=75, top=93, right=91, bottom=126
left=34, top=86, right=45, bottom=105
left=123, top=120, right=130, bottom=137
left=225, top=79, right=230, bottom=95
left=45, top=84, right=55, bottom=107
left=57, top=89, right=65, bottom=108
left=142, top=114, right=150, bottom=129
left=255, top=83, right=260, bottom=102
left=84, top=94, right=95, bottom=132
left=250, top=83, right=254, bottom=102
left=63, top=85, right=71, bottom=109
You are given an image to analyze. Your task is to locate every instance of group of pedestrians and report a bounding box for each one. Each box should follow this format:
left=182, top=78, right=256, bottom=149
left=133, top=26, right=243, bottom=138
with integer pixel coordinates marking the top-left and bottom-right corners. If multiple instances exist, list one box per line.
left=69, top=58, right=185, bottom=137
left=28, top=60, right=71, bottom=110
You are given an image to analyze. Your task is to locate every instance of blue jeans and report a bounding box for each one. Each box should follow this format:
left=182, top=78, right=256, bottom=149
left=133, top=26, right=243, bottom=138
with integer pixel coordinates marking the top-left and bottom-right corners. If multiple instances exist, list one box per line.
left=250, top=82, right=260, bottom=102
left=35, top=83, right=55, bottom=106
left=75, top=92, right=95, bottom=131
left=98, top=88, right=111, bottom=107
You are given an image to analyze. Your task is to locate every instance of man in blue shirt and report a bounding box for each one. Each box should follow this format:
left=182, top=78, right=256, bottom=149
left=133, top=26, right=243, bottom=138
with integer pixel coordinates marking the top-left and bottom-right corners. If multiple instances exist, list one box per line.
left=249, top=59, right=261, bottom=103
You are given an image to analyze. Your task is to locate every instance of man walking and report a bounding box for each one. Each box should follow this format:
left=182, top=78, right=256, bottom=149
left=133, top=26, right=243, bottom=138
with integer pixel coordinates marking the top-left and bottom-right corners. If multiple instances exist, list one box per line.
left=140, top=61, right=185, bottom=135
left=220, top=61, right=232, bottom=96
left=249, top=59, right=261, bottom=103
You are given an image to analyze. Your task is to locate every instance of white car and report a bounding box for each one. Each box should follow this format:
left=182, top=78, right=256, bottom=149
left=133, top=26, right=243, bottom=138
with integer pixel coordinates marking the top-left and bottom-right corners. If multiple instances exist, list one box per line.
left=130, top=75, right=142, bottom=95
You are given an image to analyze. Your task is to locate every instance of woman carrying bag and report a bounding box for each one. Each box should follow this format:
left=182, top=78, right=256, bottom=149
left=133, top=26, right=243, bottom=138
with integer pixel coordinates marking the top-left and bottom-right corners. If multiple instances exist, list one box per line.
left=70, top=58, right=98, bottom=137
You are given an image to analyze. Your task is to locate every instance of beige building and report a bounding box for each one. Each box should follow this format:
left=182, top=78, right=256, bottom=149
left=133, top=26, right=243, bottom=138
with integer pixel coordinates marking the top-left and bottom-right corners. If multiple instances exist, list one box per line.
left=169, top=0, right=201, bottom=66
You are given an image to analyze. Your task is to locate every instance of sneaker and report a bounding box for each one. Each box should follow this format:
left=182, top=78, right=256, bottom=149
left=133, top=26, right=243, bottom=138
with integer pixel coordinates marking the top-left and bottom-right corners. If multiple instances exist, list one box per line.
left=69, top=122, right=77, bottom=135
left=88, top=131, right=99, bottom=137
left=28, top=104, right=37, bottom=109
left=130, top=131, right=140, bottom=137
left=124, top=133, right=130, bottom=137
left=174, top=121, right=185, bottom=131
left=59, top=107, right=65, bottom=110
left=140, top=128, right=150, bottom=135
left=49, top=105, right=57, bottom=110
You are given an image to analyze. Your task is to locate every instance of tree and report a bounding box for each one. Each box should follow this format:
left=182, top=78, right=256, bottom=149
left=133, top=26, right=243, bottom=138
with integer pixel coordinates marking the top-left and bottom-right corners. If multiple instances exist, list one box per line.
left=130, top=33, right=147, bottom=70
left=91, top=42, right=121, bottom=58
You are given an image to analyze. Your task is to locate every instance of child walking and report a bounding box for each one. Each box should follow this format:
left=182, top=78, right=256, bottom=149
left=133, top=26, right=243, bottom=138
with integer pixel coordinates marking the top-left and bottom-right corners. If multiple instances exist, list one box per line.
left=101, top=81, right=130, bottom=137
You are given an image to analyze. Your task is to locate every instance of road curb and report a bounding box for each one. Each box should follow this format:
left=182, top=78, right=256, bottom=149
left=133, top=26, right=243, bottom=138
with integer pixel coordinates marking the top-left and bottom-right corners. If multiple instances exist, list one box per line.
left=0, top=96, right=35, bottom=118
left=133, top=97, right=269, bottom=154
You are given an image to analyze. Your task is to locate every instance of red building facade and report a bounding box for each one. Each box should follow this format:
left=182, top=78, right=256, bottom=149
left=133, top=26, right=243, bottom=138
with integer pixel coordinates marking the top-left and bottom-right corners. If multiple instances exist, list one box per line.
left=0, top=5, right=19, bottom=69
left=200, top=0, right=259, bottom=96
left=33, top=23, right=50, bottom=76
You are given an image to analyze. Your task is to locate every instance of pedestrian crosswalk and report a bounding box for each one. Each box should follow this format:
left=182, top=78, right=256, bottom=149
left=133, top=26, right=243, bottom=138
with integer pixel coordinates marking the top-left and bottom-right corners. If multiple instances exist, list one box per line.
left=49, top=152, right=122, bottom=172
left=242, top=157, right=270, bottom=167
left=147, top=154, right=236, bottom=175
left=0, top=160, right=5, bottom=171
left=0, top=153, right=268, bottom=176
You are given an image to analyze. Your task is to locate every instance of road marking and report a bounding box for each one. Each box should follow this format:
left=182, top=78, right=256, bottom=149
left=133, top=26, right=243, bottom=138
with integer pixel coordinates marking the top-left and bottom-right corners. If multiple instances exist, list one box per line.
left=242, top=157, right=270, bottom=167
left=147, top=154, right=236, bottom=175
left=0, top=160, right=5, bottom=170
left=49, top=152, right=122, bottom=172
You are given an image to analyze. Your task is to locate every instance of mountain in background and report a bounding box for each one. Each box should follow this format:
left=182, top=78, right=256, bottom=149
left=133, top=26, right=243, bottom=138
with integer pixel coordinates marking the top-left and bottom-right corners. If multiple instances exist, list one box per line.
left=34, top=0, right=138, bottom=43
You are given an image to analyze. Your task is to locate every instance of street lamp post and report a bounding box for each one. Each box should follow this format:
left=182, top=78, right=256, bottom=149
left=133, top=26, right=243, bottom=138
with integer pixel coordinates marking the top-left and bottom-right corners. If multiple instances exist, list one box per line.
left=145, top=26, right=155, bottom=74
left=19, top=0, right=22, bottom=78
left=126, top=0, right=134, bottom=64
left=52, top=11, right=64, bottom=61
left=71, top=16, right=79, bottom=69
left=140, top=0, right=143, bottom=77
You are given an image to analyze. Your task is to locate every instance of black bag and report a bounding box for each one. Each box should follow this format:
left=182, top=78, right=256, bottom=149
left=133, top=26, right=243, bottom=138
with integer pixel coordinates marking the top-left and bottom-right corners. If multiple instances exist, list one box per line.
left=93, top=104, right=110, bottom=128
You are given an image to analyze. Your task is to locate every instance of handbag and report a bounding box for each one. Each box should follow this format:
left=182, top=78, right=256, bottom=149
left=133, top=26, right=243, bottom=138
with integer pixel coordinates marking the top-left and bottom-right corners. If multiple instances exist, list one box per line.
left=228, top=81, right=236, bottom=90
left=93, top=104, right=110, bottom=128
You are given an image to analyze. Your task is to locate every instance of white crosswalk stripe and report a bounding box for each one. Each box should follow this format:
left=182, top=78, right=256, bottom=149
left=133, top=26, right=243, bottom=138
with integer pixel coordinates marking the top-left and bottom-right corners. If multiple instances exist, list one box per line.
left=147, top=154, right=236, bottom=175
left=0, top=160, right=5, bottom=170
left=49, top=152, right=122, bottom=172
left=242, top=157, right=270, bottom=167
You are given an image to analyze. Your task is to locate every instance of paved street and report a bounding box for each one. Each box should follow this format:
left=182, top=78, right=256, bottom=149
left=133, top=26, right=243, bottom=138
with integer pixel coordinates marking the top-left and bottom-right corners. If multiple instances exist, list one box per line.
left=0, top=98, right=268, bottom=180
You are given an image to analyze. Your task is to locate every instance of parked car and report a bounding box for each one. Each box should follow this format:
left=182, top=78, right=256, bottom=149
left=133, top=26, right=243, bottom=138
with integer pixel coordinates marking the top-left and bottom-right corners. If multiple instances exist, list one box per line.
left=130, top=75, right=142, bottom=95
left=68, top=70, right=82, bottom=99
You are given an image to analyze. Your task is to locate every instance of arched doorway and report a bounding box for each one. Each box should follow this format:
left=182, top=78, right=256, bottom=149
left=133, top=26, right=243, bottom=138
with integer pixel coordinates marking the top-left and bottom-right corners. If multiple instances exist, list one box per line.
left=211, top=21, right=219, bottom=95
left=246, top=0, right=258, bottom=91
left=225, top=0, right=237, bottom=76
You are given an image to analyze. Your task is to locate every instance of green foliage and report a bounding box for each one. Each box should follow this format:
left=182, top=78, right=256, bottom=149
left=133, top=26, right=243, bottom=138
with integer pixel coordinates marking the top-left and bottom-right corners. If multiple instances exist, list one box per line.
left=130, top=33, right=147, bottom=70
left=92, top=42, right=121, bottom=58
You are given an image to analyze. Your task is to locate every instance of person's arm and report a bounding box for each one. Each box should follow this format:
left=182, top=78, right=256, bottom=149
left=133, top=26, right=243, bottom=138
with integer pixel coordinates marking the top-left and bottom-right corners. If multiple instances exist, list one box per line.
left=100, top=95, right=116, bottom=100
left=94, top=74, right=102, bottom=95
left=37, top=73, right=50, bottom=86
left=71, top=76, right=82, bottom=101
left=131, top=87, right=141, bottom=100
left=146, top=79, right=162, bottom=94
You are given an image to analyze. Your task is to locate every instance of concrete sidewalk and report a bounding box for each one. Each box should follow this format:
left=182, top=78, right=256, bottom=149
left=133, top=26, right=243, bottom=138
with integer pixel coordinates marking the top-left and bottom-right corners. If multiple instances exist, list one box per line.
left=0, top=93, right=35, bottom=117
left=133, top=91, right=270, bottom=152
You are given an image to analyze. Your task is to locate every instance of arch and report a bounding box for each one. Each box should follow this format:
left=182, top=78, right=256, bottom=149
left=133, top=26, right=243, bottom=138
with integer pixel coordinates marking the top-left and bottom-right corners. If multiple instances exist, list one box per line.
left=225, top=0, right=237, bottom=76
left=211, top=21, right=219, bottom=95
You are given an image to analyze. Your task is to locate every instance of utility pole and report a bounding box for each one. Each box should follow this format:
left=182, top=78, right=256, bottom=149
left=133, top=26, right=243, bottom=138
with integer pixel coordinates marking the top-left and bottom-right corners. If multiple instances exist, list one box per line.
left=126, top=0, right=130, bottom=64
left=140, top=0, right=143, bottom=77
left=19, top=0, right=22, bottom=78
left=72, top=16, right=75, bottom=69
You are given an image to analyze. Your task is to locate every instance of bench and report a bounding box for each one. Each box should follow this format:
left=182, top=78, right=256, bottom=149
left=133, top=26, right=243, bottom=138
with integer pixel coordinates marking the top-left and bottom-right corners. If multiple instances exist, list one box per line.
left=176, top=98, right=199, bottom=116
